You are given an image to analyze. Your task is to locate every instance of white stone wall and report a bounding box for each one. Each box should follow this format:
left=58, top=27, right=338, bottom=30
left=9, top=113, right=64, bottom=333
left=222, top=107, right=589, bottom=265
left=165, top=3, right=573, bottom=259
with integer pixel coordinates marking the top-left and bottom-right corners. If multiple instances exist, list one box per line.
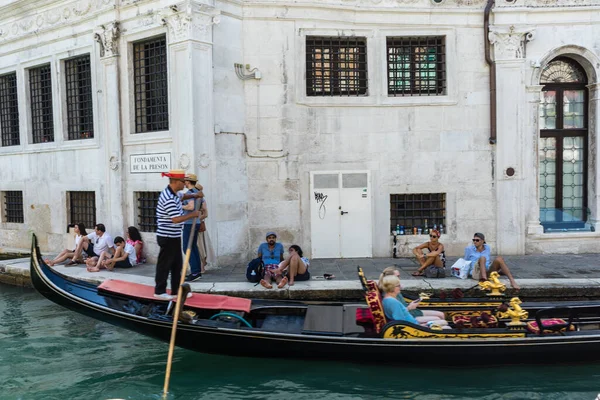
left=0, top=0, right=599, bottom=263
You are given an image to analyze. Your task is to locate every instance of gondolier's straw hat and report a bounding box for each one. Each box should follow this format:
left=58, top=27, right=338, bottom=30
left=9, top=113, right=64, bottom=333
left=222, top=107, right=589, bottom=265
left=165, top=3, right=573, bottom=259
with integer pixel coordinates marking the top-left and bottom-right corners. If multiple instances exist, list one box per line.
left=161, top=169, right=186, bottom=181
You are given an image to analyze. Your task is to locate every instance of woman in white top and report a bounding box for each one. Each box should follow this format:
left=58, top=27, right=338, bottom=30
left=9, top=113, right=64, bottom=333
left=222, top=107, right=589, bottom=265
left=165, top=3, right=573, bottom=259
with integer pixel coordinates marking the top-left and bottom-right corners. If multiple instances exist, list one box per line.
left=45, top=223, right=87, bottom=266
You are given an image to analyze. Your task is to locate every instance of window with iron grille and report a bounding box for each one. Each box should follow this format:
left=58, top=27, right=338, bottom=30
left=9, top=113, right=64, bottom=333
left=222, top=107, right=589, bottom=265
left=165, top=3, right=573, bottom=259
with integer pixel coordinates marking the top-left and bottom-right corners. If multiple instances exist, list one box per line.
left=30, top=64, right=54, bottom=143
left=306, top=36, right=368, bottom=96
left=65, top=55, right=94, bottom=140
left=133, top=36, right=169, bottom=133
left=390, top=193, right=446, bottom=232
left=0, top=73, right=20, bottom=147
left=136, top=191, right=160, bottom=232
left=387, top=37, right=446, bottom=96
left=68, top=191, right=96, bottom=228
left=4, top=191, right=24, bottom=223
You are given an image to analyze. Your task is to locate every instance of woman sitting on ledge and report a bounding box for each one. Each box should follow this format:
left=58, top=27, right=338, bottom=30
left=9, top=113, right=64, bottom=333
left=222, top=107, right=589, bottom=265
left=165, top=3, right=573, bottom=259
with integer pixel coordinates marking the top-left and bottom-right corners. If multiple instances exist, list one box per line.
left=45, top=223, right=87, bottom=266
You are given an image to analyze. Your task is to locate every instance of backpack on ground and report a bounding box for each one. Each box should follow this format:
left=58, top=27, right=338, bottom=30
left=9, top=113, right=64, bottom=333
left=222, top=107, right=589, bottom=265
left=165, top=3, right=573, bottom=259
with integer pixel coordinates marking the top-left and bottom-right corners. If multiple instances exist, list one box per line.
left=246, top=257, right=264, bottom=283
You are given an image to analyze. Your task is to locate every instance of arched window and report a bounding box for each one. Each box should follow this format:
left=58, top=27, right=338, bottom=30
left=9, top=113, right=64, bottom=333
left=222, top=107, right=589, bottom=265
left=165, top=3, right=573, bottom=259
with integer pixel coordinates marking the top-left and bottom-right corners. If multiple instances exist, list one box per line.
left=539, top=57, right=588, bottom=232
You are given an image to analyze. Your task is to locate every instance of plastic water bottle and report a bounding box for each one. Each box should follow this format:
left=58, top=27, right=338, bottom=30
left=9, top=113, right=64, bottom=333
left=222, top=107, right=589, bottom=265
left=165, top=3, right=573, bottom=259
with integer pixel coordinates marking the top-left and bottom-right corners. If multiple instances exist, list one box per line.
left=400, top=226, right=405, bottom=235
left=439, top=224, right=444, bottom=234
left=396, top=224, right=400, bottom=235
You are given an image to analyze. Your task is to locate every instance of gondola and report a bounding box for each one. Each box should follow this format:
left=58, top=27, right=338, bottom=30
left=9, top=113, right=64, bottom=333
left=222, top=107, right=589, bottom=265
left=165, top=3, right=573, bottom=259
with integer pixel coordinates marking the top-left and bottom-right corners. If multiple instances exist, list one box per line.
left=30, top=234, right=600, bottom=365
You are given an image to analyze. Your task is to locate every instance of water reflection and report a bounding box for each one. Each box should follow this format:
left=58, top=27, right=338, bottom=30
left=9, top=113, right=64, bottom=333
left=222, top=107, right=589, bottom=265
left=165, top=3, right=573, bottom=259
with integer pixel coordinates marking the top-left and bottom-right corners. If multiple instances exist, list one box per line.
left=2, top=283, right=600, bottom=400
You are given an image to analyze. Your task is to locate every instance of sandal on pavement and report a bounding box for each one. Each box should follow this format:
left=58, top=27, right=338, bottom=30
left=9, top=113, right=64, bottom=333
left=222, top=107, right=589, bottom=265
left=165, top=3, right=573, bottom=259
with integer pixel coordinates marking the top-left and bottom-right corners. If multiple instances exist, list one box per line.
left=411, top=271, right=424, bottom=277
left=260, top=279, right=273, bottom=289
left=277, top=276, right=288, bottom=288
left=323, top=273, right=335, bottom=280
left=66, top=260, right=79, bottom=266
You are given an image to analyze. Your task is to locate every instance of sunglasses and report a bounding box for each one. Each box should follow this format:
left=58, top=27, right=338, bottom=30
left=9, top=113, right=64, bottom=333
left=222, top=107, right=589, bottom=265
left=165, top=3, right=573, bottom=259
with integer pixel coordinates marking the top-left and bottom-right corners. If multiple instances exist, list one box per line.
left=472, top=239, right=481, bottom=242
left=429, top=235, right=438, bottom=238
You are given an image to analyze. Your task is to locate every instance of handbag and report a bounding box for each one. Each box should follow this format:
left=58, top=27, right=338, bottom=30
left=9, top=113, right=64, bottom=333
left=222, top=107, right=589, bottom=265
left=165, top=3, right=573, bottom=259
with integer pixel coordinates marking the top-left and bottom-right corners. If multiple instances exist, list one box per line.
left=450, top=258, right=472, bottom=279
left=199, top=221, right=206, bottom=232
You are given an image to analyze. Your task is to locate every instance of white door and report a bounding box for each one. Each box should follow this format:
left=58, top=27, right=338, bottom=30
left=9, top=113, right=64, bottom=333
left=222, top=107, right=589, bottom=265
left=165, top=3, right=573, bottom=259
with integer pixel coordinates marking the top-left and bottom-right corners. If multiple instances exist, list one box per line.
left=310, top=171, right=372, bottom=258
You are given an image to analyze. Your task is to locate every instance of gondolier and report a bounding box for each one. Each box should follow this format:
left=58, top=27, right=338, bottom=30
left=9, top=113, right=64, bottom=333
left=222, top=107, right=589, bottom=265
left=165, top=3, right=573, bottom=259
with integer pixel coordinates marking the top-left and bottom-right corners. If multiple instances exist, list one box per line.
left=155, top=169, right=201, bottom=300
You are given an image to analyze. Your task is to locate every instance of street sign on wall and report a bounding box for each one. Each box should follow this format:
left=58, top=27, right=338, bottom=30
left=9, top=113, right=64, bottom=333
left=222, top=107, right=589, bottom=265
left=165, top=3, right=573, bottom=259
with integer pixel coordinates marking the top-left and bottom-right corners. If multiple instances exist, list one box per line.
left=130, top=153, right=171, bottom=174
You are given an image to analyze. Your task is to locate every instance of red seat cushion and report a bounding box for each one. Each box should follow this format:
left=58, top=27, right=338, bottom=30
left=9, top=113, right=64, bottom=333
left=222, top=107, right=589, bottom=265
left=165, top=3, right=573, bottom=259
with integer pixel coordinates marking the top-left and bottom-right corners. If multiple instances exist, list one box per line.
left=526, top=318, right=573, bottom=334
left=98, top=279, right=251, bottom=313
left=452, top=313, right=498, bottom=328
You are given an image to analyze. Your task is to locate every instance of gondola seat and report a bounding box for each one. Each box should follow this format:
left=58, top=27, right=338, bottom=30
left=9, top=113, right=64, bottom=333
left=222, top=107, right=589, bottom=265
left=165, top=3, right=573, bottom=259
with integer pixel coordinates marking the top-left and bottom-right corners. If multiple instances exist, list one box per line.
left=356, top=280, right=387, bottom=334
left=526, top=318, right=575, bottom=334
left=452, top=313, right=498, bottom=328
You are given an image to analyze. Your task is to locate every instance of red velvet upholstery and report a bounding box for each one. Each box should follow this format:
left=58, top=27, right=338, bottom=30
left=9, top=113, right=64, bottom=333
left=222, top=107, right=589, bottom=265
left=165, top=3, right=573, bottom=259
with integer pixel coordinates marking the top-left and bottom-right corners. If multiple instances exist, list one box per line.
left=526, top=318, right=574, bottom=334
left=357, top=280, right=387, bottom=333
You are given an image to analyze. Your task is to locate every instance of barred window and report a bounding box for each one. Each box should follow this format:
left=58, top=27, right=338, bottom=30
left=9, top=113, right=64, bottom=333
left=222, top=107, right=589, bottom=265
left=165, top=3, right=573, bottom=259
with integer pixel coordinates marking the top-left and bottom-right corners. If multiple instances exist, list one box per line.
left=0, top=73, right=20, bottom=147
left=4, top=191, right=24, bottom=223
left=68, top=191, right=96, bottom=228
left=65, top=55, right=94, bottom=140
left=133, top=36, right=169, bottom=133
left=136, top=191, right=160, bottom=232
left=30, top=64, right=54, bottom=143
left=390, top=193, right=446, bottom=232
left=306, top=36, right=368, bottom=96
left=387, top=37, right=446, bottom=96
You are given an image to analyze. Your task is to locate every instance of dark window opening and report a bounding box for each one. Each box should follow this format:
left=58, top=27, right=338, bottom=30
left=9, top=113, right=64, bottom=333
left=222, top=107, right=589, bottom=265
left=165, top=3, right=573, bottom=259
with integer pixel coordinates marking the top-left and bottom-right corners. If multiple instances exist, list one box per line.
left=387, top=36, right=446, bottom=96
left=4, top=191, right=24, bottom=223
left=133, top=36, right=169, bottom=133
left=136, top=191, right=160, bottom=232
left=65, top=55, right=94, bottom=140
left=390, top=193, right=446, bottom=233
left=68, top=191, right=96, bottom=228
left=306, top=36, right=368, bottom=96
left=0, top=73, right=20, bottom=147
left=30, top=64, right=54, bottom=143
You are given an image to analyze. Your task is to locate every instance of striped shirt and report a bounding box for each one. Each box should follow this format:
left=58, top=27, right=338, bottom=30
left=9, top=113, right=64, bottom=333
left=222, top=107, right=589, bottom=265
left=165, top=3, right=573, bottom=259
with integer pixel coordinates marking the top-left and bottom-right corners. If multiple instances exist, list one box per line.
left=156, top=186, right=184, bottom=238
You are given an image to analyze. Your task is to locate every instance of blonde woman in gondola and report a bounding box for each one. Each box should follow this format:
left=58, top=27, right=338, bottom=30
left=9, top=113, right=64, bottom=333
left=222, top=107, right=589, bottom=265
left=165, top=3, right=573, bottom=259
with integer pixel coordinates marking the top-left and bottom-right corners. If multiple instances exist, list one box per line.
left=379, top=267, right=447, bottom=325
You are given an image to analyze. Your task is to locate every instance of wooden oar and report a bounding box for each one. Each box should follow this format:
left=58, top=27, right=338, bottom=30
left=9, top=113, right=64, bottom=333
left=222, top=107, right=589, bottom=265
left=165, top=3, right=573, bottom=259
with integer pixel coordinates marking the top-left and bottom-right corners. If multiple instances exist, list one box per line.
left=162, top=193, right=202, bottom=399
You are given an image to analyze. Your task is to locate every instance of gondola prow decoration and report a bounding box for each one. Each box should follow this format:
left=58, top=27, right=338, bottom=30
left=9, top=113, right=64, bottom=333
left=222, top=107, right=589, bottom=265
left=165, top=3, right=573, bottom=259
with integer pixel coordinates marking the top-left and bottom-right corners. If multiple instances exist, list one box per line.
left=478, top=271, right=506, bottom=296
left=498, top=297, right=529, bottom=326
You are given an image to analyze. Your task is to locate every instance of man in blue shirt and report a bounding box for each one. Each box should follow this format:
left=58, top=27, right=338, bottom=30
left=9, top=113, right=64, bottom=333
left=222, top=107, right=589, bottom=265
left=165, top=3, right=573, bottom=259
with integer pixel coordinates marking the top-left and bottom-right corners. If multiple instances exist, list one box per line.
left=258, top=231, right=285, bottom=289
left=464, top=232, right=520, bottom=289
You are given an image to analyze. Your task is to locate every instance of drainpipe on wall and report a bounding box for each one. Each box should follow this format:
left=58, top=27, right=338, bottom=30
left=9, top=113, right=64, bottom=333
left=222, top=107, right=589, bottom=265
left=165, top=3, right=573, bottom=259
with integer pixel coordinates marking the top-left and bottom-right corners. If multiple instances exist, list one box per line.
left=484, top=0, right=497, bottom=145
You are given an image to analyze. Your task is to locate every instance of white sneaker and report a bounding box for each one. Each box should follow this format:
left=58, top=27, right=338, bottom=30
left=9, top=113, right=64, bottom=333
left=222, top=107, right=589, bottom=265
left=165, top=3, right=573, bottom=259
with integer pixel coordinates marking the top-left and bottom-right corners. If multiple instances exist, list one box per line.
left=154, top=293, right=175, bottom=301
left=186, top=292, right=193, bottom=299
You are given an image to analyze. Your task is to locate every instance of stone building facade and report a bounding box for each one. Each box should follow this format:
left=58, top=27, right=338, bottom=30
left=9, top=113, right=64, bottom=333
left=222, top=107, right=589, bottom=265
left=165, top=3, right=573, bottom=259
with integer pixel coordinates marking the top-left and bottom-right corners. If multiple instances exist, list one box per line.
left=0, top=0, right=598, bottom=264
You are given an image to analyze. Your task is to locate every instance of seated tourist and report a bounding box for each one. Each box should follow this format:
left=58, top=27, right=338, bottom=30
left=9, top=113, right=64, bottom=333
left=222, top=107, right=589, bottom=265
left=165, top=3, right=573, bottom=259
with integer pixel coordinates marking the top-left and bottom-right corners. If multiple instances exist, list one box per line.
left=379, top=267, right=446, bottom=324
left=78, top=224, right=115, bottom=269
left=88, top=236, right=137, bottom=272
left=45, top=223, right=87, bottom=266
left=126, top=226, right=145, bottom=264
left=411, top=229, right=446, bottom=277
left=272, top=245, right=310, bottom=288
left=465, top=232, right=520, bottom=289
left=258, top=231, right=285, bottom=289
left=380, top=275, right=449, bottom=328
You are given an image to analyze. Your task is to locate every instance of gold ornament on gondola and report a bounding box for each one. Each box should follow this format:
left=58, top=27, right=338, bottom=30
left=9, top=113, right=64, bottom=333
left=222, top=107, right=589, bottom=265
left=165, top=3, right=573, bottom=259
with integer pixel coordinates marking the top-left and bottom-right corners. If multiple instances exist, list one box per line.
left=478, top=271, right=506, bottom=296
left=498, top=297, right=528, bottom=326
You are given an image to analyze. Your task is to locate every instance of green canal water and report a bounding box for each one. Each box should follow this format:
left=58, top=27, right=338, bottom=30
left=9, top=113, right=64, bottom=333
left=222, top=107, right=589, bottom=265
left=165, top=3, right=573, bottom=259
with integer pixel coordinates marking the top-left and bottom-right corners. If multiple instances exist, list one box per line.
left=2, top=283, right=600, bottom=400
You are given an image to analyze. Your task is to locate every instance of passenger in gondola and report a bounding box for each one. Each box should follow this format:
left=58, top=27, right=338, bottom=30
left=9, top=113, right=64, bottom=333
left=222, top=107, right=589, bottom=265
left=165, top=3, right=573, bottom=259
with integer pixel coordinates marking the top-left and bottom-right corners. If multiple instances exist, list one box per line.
left=272, top=245, right=310, bottom=288
left=379, top=267, right=446, bottom=324
left=411, top=229, right=446, bottom=277
left=380, top=275, right=449, bottom=328
left=45, top=223, right=87, bottom=266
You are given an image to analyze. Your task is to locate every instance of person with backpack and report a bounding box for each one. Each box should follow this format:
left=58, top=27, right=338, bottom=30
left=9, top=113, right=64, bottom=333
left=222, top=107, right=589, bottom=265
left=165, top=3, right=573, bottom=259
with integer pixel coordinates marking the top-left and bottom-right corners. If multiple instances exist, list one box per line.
left=257, top=231, right=285, bottom=289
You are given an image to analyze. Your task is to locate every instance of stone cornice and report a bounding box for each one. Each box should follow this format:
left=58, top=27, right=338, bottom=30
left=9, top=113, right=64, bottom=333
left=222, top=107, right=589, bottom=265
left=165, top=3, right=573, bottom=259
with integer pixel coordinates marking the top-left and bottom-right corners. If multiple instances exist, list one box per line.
left=0, top=0, right=114, bottom=44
